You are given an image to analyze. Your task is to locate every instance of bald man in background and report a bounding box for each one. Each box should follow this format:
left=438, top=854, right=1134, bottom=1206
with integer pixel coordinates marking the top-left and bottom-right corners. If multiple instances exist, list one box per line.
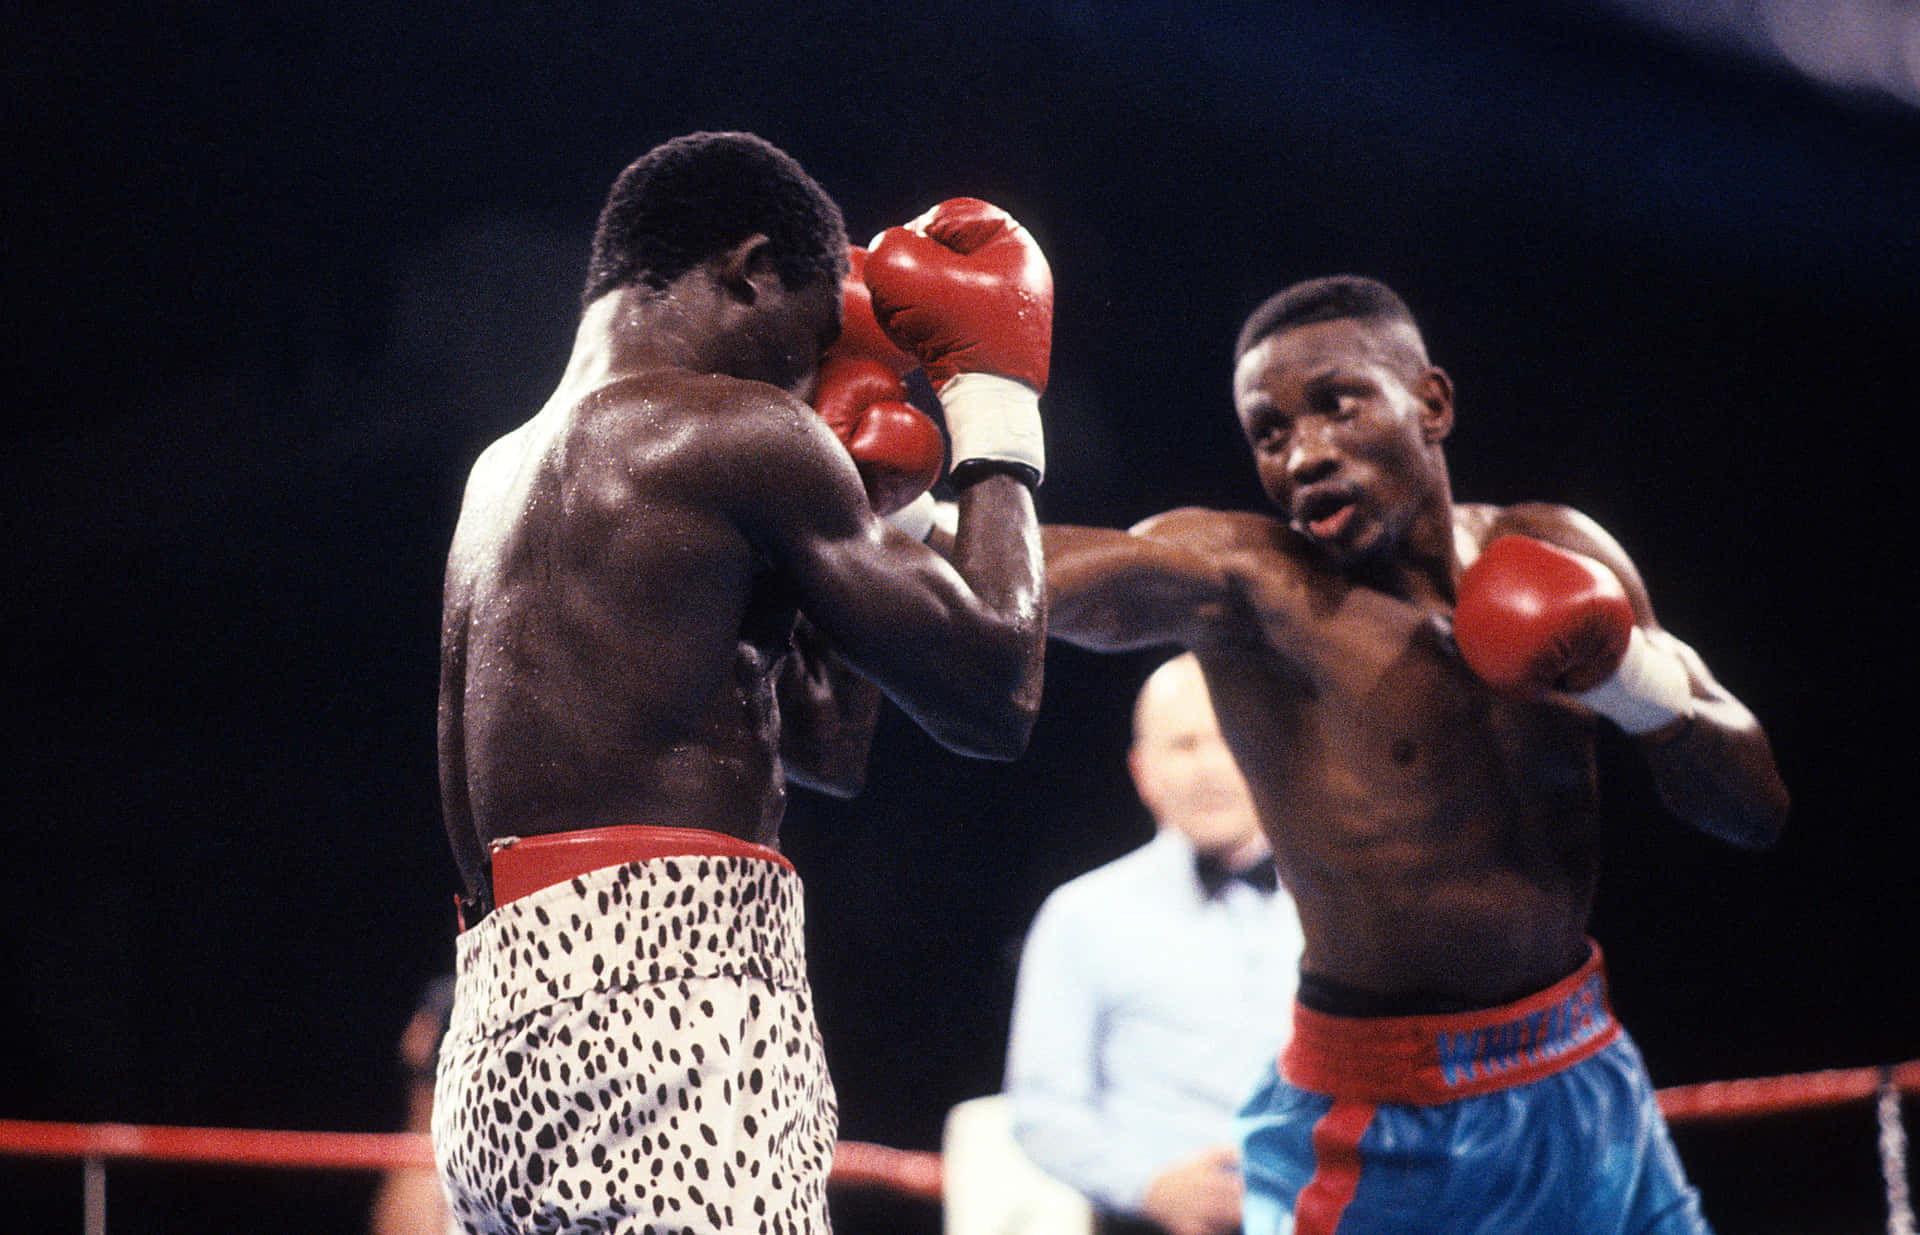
left=1007, top=654, right=1305, bottom=1235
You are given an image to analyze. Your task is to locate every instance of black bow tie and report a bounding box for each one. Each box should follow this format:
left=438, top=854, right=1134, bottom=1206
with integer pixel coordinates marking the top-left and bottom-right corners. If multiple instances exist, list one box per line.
left=1196, top=853, right=1280, bottom=898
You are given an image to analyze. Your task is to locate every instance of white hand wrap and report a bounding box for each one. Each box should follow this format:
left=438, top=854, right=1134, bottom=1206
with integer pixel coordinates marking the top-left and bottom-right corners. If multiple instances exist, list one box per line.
left=884, top=494, right=959, bottom=542
left=884, top=492, right=936, bottom=541
left=1577, top=626, right=1696, bottom=735
left=938, top=372, right=1044, bottom=485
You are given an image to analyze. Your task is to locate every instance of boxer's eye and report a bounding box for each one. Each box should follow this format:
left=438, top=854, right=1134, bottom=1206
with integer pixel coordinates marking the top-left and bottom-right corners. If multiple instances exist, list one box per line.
left=1252, top=416, right=1290, bottom=451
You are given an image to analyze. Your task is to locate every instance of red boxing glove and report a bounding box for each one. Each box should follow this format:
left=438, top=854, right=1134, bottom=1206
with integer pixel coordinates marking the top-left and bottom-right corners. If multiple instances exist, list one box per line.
left=866, top=199, right=1051, bottom=485
left=836, top=246, right=918, bottom=379
left=811, top=351, right=944, bottom=517
left=811, top=245, right=944, bottom=516
left=1454, top=534, right=1632, bottom=693
left=1454, top=533, right=1695, bottom=734
left=866, top=197, right=1053, bottom=391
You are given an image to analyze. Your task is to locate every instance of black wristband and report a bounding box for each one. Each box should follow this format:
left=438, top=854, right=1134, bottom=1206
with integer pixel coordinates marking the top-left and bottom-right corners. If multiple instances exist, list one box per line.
left=949, top=458, right=1041, bottom=489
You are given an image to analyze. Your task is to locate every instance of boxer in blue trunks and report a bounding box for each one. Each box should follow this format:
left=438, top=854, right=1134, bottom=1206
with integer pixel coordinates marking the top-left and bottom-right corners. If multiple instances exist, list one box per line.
left=1239, top=943, right=1705, bottom=1232
left=1040, top=275, right=1788, bottom=1233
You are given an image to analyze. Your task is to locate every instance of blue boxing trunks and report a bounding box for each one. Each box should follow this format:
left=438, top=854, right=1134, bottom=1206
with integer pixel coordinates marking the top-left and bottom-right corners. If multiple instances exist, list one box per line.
left=1237, top=942, right=1710, bottom=1234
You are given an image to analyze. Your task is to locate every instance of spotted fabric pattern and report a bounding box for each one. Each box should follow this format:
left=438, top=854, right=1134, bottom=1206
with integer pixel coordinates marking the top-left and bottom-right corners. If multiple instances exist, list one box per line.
left=433, top=853, right=837, bottom=1234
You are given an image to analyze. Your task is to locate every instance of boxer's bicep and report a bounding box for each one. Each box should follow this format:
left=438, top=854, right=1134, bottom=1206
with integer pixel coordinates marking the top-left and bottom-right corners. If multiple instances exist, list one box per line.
left=729, top=403, right=1041, bottom=758
left=1044, top=517, right=1233, bottom=653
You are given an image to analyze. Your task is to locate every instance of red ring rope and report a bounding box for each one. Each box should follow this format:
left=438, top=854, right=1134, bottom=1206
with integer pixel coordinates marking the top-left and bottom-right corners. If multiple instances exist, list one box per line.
left=0, top=1120, right=433, bottom=1171
left=1655, top=1058, right=1920, bottom=1124
left=2, top=1059, right=1912, bottom=1201
left=0, top=1120, right=943, bottom=1200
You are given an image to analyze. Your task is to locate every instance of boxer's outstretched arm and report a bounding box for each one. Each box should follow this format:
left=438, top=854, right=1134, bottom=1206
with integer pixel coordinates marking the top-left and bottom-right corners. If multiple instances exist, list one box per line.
left=1043, top=510, right=1241, bottom=654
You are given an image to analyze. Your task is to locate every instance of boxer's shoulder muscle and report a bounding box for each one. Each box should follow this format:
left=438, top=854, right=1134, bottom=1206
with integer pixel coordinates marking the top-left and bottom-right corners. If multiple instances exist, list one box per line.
left=1130, top=504, right=1285, bottom=552
left=572, top=371, right=817, bottom=474
left=1477, top=501, right=1613, bottom=560
left=552, top=371, right=859, bottom=554
left=1135, top=506, right=1339, bottom=644
left=1474, top=501, right=1652, bottom=621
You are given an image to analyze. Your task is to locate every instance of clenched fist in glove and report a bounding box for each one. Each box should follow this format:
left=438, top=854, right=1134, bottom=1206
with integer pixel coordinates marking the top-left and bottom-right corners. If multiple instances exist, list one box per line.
left=1454, top=534, right=1696, bottom=735
left=810, top=246, right=945, bottom=519
left=866, top=198, right=1052, bottom=486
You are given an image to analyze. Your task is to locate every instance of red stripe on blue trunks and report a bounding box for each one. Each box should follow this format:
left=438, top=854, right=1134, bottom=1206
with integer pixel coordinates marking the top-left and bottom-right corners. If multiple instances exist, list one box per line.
left=1294, top=1098, right=1376, bottom=1234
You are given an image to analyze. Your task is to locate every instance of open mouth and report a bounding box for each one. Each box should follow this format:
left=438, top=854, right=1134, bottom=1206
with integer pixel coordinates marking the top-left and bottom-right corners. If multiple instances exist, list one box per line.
left=1295, top=491, right=1359, bottom=541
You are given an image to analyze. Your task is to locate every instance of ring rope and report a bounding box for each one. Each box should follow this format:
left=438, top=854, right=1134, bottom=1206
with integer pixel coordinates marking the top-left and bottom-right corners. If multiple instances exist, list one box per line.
left=0, top=1120, right=435, bottom=1171
left=1652, top=1057, right=1920, bottom=1123
left=0, top=1120, right=942, bottom=1199
left=2, top=1059, right=1911, bottom=1204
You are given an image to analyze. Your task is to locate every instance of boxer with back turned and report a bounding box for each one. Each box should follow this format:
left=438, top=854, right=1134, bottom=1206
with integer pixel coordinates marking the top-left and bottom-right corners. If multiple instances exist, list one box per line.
left=433, top=131, right=1054, bottom=1233
left=1041, top=275, right=1788, bottom=1233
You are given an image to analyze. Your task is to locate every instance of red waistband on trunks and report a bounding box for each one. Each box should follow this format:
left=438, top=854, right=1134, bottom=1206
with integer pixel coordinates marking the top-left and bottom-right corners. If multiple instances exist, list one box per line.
left=490, top=824, right=795, bottom=909
left=1281, top=941, right=1620, bottom=1105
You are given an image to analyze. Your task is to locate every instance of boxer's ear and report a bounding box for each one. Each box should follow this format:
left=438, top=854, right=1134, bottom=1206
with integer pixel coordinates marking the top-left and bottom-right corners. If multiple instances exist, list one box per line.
left=1416, top=366, right=1454, bottom=443
left=715, top=233, right=776, bottom=303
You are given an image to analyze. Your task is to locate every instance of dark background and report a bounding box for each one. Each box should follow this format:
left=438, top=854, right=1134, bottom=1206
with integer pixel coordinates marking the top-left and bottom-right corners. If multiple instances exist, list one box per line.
left=5, top=2, right=1916, bottom=1231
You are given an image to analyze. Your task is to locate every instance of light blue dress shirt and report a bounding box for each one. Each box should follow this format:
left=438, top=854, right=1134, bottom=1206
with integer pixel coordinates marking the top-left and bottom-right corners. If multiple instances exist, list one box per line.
left=1005, top=829, right=1305, bottom=1214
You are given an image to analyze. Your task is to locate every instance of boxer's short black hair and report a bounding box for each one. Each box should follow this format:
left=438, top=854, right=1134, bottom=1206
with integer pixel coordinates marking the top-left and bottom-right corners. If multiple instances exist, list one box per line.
left=1235, top=275, right=1421, bottom=362
left=583, top=132, right=848, bottom=307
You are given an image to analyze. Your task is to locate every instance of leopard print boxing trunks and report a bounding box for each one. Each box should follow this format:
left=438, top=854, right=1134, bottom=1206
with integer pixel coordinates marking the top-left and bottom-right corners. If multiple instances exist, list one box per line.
left=433, top=849, right=837, bottom=1234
